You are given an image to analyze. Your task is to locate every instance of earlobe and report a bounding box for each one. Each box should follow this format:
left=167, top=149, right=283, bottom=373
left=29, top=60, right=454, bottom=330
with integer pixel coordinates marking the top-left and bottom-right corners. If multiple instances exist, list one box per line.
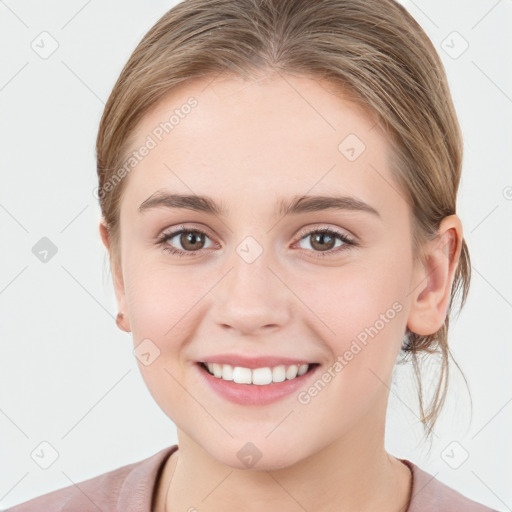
left=116, top=311, right=131, bottom=333
left=407, top=215, right=463, bottom=336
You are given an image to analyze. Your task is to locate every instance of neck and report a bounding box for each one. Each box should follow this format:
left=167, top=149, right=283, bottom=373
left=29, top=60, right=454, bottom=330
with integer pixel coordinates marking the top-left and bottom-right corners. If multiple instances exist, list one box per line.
left=160, top=410, right=412, bottom=512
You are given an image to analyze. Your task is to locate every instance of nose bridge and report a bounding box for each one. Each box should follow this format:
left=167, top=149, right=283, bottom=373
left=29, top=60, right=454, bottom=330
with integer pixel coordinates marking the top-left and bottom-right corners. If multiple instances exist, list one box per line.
left=211, top=236, right=291, bottom=334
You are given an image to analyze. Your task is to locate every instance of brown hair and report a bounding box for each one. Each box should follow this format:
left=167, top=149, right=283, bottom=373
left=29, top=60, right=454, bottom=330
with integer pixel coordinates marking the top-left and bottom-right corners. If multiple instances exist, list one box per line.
left=96, top=0, right=471, bottom=438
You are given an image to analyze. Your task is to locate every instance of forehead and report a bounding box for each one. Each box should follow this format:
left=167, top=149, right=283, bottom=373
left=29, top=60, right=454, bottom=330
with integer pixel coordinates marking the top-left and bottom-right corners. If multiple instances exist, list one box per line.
left=121, top=72, right=406, bottom=219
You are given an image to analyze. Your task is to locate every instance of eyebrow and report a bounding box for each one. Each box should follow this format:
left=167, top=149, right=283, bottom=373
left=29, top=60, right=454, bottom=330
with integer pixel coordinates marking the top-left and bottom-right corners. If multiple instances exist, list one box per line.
left=138, top=190, right=381, bottom=219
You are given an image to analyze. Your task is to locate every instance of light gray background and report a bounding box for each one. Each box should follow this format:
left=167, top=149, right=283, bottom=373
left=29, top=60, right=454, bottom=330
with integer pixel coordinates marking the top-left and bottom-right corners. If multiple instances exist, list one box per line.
left=0, top=0, right=510, bottom=510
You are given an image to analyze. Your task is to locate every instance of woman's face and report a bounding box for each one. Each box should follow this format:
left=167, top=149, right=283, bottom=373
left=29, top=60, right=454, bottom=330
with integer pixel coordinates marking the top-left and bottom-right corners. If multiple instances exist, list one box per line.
left=108, top=72, right=423, bottom=469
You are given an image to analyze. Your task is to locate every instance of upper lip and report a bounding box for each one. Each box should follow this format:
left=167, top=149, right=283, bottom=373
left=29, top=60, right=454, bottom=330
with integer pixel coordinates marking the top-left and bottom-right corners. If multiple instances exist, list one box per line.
left=198, top=354, right=316, bottom=369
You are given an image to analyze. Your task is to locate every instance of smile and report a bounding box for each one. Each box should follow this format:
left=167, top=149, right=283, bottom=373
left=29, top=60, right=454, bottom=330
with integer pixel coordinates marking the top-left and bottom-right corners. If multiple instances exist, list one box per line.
left=200, top=361, right=314, bottom=385
left=196, top=361, right=321, bottom=406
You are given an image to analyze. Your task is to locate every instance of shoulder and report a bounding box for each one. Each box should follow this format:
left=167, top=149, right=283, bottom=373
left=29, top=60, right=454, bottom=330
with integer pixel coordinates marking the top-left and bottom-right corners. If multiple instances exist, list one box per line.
left=2, top=445, right=178, bottom=512
left=402, top=459, right=498, bottom=512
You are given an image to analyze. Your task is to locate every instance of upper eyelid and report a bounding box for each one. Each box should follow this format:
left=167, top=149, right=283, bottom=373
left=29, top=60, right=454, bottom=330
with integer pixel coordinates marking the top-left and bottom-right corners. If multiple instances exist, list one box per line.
left=159, top=225, right=217, bottom=244
left=295, top=224, right=355, bottom=241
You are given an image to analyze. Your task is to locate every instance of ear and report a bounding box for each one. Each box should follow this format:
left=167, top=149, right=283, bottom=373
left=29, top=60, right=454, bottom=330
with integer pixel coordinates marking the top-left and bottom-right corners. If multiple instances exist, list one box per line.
left=407, top=215, right=463, bottom=336
left=99, top=220, right=131, bottom=333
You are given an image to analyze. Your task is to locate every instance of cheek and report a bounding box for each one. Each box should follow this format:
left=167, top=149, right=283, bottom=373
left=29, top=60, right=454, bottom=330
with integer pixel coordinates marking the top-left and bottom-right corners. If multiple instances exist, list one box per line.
left=122, top=261, right=210, bottom=423
left=290, top=258, right=410, bottom=423
left=298, top=249, right=411, bottom=369
left=123, top=254, right=209, bottom=341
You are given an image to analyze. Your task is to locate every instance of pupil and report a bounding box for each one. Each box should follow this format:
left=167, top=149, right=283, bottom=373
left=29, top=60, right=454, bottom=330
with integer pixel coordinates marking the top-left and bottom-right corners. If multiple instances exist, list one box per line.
left=182, top=232, right=203, bottom=250
left=313, top=233, right=334, bottom=251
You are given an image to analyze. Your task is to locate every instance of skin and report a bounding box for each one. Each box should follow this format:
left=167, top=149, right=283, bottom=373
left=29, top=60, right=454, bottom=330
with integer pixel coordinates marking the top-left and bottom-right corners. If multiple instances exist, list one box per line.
left=99, top=71, right=463, bottom=512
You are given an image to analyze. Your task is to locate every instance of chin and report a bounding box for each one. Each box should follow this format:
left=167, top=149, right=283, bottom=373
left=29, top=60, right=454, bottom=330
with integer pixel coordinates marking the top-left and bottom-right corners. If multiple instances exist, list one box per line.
left=205, top=438, right=308, bottom=472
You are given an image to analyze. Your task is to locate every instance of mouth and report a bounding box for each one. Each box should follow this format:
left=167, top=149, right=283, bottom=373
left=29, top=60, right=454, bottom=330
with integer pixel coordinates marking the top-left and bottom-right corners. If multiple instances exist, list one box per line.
left=197, top=361, right=320, bottom=385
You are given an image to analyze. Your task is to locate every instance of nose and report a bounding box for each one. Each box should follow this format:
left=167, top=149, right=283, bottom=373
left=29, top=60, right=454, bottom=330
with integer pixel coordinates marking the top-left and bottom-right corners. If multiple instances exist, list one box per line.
left=210, top=248, right=292, bottom=336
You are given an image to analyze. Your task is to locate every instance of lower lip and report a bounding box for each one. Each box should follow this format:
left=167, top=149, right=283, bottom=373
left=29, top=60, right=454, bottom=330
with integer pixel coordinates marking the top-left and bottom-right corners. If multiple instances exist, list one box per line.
left=196, top=363, right=320, bottom=406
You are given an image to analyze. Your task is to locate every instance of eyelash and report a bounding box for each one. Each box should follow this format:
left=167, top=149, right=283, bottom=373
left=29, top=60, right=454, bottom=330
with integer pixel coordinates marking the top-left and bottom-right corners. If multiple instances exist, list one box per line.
left=156, top=225, right=357, bottom=259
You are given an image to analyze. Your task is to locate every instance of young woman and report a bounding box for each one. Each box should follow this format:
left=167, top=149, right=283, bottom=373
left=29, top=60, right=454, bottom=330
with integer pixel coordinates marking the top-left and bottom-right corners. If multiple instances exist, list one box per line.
left=5, top=0, right=498, bottom=511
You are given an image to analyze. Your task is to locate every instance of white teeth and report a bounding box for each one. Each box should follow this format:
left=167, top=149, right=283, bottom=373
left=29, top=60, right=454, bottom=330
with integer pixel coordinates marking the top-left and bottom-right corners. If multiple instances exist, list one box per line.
left=221, top=364, right=234, bottom=381
left=232, top=366, right=252, bottom=384
left=272, top=365, right=286, bottom=383
left=252, top=368, right=273, bottom=385
left=203, top=362, right=312, bottom=384
left=297, top=364, right=308, bottom=376
left=212, top=363, right=222, bottom=378
left=286, top=365, right=298, bottom=379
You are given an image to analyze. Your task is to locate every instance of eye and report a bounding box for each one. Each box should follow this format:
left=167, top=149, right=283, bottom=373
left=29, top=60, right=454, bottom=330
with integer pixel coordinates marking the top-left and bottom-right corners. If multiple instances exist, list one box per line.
left=294, top=226, right=356, bottom=258
left=157, top=225, right=216, bottom=257
left=157, top=224, right=357, bottom=259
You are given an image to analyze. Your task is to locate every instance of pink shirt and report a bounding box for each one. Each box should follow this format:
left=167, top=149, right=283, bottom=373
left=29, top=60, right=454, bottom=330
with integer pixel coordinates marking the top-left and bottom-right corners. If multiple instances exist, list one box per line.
left=3, top=445, right=497, bottom=511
